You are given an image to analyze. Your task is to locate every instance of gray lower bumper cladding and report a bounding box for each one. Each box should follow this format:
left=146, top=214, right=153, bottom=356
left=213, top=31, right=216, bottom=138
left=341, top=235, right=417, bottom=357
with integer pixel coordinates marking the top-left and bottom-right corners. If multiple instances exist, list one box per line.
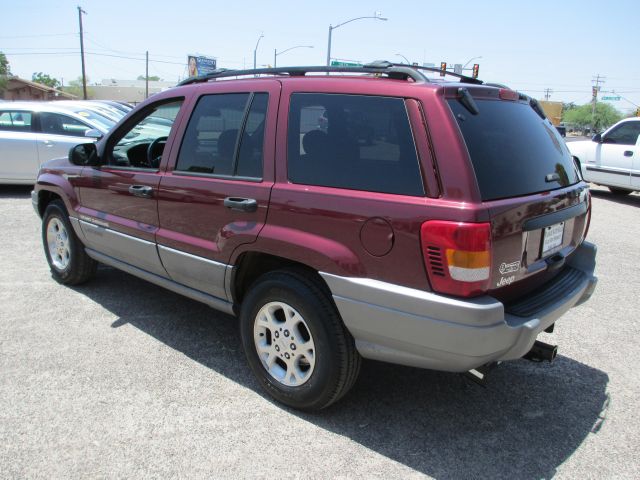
left=320, top=242, right=597, bottom=372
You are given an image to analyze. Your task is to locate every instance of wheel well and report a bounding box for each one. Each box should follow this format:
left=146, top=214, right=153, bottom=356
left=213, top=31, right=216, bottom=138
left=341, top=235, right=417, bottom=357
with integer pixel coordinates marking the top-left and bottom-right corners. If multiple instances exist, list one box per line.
left=231, top=252, right=329, bottom=305
left=37, top=190, right=63, bottom=217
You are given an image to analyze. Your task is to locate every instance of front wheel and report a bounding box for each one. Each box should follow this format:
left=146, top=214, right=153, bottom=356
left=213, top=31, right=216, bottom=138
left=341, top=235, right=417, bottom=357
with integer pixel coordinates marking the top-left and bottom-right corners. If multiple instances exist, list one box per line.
left=42, top=200, right=97, bottom=285
left=240, top=269, right=360, bottom=410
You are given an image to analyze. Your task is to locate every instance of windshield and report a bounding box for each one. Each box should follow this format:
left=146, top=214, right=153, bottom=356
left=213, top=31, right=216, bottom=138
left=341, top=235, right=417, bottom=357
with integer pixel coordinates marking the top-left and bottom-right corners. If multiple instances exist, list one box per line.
left=69, top=109, right=116, bottom=131
left=448, top=98, right=580, bottom=201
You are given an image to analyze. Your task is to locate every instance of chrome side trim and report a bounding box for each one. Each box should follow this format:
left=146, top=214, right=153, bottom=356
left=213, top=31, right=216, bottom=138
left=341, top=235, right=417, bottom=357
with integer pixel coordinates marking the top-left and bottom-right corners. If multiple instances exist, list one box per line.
left=85, top=248, right=235, bottom=316
left=157, top=245, right=228, bottom=300
left=79, top=220, right=168, bottom=277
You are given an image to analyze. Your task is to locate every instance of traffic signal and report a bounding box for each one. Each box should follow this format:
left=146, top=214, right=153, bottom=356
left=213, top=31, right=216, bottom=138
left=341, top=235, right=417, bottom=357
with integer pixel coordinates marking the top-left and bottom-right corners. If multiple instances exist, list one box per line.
left=472, top=63, right=480, bottom=79
left=440, top=62, right=447, bottom=77
left=636, top=108, right=640, bottom=117
left=592, top=86, right=598, bottom=98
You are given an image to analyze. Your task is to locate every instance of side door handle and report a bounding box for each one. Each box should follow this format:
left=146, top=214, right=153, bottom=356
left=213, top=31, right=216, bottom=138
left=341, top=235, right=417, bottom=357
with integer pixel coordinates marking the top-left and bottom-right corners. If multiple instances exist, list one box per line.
left=223, top=197, right=258, bottom=212
left=128, top=185, right=154, bottom=198
left=42, top=140, right=54, bottom=147
left=624, top=150, right=633, bottom=157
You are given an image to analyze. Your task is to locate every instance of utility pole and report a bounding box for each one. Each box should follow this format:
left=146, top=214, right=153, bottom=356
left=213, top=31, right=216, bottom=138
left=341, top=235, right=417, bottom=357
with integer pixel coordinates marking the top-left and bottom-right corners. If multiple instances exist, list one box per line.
left=145, top=51, right=149, bottom=99
left=544, top=88, right=553, bottom=101
left=591, top=74, right=605, bottom=131
left=77, top=6, right=87, bottom=100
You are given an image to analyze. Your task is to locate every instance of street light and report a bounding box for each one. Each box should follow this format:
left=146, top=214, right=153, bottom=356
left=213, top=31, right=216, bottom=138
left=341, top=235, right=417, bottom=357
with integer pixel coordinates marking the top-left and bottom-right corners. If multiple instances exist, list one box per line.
left=274, top=45, right=314, bottom=68
left=253, top=33, right=264, bottom=70
left=462, top=55, right=482, bottom=70
left=395, top=53, right=410, bottom=64
left=326, top=13, right=388, bottom=66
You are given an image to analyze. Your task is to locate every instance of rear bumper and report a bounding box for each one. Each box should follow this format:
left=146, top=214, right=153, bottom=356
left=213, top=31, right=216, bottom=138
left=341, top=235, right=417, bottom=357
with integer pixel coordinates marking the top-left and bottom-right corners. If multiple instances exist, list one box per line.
left=320, top=242, right=597, bottom=372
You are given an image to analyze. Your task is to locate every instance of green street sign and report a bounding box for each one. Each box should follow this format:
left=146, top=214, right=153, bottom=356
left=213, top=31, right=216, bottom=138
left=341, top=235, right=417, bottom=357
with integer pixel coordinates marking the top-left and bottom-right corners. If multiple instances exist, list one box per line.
left=330, top=60, right=363, bottom=67
left=602, top=96, right=621, bottom=101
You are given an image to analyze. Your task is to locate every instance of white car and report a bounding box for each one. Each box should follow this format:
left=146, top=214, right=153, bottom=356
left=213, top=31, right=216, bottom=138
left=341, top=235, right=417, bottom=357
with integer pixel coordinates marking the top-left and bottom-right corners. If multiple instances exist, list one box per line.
left=568, top=117, right=640, bottom=194
left=0, top=101, right=112, bottom=185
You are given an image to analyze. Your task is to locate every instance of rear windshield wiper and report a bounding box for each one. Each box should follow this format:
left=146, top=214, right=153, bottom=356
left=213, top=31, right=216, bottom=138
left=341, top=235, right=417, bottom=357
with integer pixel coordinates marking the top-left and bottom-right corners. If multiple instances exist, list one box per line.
left=457, top=87, right=479, bottom=115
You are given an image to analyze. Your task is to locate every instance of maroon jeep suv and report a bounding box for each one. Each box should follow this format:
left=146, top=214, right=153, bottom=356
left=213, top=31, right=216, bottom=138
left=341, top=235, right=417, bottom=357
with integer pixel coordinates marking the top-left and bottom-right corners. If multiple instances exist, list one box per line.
left=33, top=63, right=597, bottom=410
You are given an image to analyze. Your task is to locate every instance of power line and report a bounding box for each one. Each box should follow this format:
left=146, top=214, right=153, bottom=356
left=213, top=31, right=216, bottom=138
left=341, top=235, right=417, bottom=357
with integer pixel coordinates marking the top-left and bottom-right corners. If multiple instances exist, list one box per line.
left=0, top=32, right=76, bottom=39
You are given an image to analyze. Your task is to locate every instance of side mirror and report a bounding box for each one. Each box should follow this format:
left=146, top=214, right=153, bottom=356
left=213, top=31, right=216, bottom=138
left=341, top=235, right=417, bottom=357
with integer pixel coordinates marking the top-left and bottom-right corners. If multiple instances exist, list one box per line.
left=84, top=128, right=103, bottom=139
left=69, top=143, right=100, bottom=166
left=592, top=133, right=602, bottom=143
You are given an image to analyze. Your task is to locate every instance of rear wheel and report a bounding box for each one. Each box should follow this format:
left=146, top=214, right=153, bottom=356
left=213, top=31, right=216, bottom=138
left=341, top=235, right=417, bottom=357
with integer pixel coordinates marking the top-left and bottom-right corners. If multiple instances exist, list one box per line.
left=240, top=269, right=360, bottom=410
left=609, top=187, right=631, bottom=195
left=42, top=200, right=97, bottom=285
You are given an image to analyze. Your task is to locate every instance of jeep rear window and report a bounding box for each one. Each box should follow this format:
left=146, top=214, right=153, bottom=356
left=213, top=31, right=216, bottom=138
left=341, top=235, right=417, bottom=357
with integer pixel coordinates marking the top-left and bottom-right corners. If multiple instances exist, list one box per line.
left=448, top=99, right=580, bottom=201
left=288, top=93, right=424, bottom=196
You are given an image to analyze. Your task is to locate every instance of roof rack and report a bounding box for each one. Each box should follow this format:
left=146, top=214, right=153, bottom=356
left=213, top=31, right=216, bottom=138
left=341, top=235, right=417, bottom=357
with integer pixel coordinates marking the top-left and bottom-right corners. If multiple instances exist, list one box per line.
left=177, top=60, right=483, bottom=86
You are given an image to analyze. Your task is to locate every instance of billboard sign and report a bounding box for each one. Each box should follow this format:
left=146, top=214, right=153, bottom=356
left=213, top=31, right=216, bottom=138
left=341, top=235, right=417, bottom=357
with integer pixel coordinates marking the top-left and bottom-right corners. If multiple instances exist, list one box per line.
left=188, top=55, right=217, bottom=77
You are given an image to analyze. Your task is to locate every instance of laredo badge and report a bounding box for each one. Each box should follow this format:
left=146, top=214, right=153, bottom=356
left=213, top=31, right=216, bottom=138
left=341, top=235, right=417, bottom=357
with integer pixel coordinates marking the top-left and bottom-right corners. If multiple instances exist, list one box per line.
left=499, top=261, right=520, bottom=275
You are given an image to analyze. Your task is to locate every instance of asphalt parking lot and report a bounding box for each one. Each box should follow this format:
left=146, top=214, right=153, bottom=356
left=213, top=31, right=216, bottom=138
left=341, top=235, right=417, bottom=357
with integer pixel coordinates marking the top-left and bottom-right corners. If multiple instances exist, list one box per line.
left=1, top=184, right=639, bottom=479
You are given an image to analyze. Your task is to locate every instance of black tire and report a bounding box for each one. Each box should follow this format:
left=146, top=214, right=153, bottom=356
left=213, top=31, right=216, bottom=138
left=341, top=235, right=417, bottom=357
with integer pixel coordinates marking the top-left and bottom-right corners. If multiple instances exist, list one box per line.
left=608, top=187, right=631, bottom=196
left=42, top=200, right=97, bottom=285
left=240, top=269, right=361, bottom=411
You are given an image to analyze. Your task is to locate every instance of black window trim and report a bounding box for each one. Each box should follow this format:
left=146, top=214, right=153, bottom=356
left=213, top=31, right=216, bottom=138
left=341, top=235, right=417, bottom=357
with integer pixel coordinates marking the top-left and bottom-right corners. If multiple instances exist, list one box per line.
left=174, top=91, right=267, bottom=181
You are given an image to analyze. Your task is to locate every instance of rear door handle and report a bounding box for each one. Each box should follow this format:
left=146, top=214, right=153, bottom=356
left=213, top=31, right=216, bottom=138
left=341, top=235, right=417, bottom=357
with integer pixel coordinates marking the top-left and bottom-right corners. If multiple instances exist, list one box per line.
left=624, top=150, right=633, bottom=157
left=223, top=197, right=258, bottom=212
left=128, top=185, right=154, bottom=198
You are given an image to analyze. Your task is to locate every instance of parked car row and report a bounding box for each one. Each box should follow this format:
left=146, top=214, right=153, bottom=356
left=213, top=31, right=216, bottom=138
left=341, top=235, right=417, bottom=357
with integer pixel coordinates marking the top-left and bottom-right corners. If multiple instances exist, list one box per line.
left=0, top=100, right=130, bottom=184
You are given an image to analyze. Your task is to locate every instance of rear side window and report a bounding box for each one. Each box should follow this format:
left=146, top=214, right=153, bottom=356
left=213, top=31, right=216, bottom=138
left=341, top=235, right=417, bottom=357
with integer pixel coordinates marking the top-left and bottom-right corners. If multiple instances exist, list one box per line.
left=287, top=93, right=424, bottom=196
left=0, top=111, right=33, bottom=132
left=176, top=93, right=267, bottom=178
left=449, top=99, right=580, bottom=201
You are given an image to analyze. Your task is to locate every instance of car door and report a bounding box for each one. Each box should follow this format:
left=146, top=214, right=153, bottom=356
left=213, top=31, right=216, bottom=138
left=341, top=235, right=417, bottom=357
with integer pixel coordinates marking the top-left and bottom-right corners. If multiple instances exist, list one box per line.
left=0, top=109, right=39, bottom=182
left=156, top=81, right=279, bottom=300
left=589, top=122, right=640, bottom=188
left=76, top=98, right=187, bottom=277
left=36, top=111, right=98, bottom=167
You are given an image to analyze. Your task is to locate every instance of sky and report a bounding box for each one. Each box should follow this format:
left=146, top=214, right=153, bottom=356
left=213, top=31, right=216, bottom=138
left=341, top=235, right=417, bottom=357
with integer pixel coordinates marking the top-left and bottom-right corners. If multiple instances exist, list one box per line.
left=1, top=0, right=639, bottom=113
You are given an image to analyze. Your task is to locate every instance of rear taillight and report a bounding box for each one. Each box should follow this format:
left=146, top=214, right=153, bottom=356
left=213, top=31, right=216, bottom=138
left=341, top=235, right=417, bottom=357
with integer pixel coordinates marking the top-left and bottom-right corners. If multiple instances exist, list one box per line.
left=421, top=221, right=492, bottom=297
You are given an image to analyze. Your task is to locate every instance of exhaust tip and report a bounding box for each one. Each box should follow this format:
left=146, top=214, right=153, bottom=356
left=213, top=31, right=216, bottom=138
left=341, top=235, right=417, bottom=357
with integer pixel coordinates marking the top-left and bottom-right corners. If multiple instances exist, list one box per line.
left=523, top=340, right=558, bottom=363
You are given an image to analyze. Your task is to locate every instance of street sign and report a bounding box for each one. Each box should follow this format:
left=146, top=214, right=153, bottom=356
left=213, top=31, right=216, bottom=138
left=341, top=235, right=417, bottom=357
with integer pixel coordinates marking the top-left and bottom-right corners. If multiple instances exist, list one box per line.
left=602, top=96, right=621, bottom=101
left=453, top=64, right=463, bottom=74
left=330, top=60, right=363, bottom=67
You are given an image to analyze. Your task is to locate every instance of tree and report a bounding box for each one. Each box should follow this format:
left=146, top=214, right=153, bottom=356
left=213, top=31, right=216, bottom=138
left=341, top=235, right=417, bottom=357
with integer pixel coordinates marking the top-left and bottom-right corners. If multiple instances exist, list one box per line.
left=563, top=102, right=622, bottom=132
left=137, top=74, right=161, bottom=81
left=0, top=51, right=10, bottom=94
left=32, top=72, right=61, bottom=89
left=63, top=76, right=94, bottom=99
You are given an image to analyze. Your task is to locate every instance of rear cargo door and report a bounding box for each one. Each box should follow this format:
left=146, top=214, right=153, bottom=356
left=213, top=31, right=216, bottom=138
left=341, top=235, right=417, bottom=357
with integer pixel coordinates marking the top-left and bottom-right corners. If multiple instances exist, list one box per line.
left=448, top=94, right=589, bottom=299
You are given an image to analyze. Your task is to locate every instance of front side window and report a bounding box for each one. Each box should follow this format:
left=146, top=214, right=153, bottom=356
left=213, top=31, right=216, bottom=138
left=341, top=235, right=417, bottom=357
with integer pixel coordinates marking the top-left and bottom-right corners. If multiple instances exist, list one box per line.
left=109, top=100, right=183, bottom=169
left=40, top=112, right=91, bottom=137
left=287, top=93, right=424, bottom=196
left=175, top=93, right=268, bottom=178
left=0, top=111, right=33, bottom=132
left=604, top=122, right=640, bottom=146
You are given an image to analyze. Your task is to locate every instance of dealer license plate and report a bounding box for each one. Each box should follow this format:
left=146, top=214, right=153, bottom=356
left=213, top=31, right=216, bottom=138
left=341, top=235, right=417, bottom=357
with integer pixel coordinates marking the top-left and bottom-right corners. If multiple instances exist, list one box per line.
left=542, top=222, right=565, bottom=256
